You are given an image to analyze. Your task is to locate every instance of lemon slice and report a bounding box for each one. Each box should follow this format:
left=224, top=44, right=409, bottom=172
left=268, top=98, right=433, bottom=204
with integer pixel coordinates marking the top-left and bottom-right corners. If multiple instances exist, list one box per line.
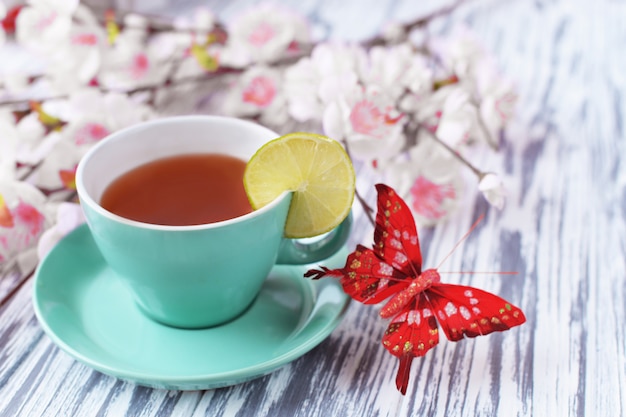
left=244, top=132, right=355, bottom=238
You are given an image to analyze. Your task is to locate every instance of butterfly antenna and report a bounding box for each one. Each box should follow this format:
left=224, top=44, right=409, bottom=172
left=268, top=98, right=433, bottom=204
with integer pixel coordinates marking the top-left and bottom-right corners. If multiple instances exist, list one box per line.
left=438, top=271, right=518, bottom=275
left=436, top=214, right=485, bottom=270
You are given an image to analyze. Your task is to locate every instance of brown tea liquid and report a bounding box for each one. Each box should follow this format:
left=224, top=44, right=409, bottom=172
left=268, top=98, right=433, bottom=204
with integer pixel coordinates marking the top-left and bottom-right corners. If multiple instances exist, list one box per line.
left=100, top=154, right=253, bottom=226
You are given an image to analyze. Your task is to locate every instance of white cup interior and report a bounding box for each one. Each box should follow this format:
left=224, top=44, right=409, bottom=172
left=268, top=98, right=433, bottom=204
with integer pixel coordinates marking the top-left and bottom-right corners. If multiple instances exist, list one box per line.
left=77, top=116, right=279, bottom=206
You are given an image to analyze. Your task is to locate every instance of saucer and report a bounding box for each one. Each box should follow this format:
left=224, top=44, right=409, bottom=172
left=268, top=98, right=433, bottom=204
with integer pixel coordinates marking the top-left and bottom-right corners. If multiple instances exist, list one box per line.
left=33, top=225, right=350, bottom=390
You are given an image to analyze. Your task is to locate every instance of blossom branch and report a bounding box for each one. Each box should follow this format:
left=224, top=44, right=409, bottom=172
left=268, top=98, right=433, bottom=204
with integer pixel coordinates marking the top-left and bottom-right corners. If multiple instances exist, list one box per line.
left=0, top=0, right=513, bottom=271
left=420, top=125, right=483, bottom=178
left=420, top=125, right=506, bottom=209
left=341, top=139, right=376, bottom=227
left=365, top=0, right=468, bottom=46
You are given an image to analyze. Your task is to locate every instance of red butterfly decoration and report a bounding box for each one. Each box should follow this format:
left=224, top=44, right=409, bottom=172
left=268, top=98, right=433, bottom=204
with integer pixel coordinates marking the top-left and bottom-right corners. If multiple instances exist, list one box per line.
left=305, top=184, right=526, bottom=395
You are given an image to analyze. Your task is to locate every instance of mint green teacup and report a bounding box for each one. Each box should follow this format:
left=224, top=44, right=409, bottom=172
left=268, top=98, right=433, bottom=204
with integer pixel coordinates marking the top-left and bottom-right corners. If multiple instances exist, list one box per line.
left=76, top=116, right=351, bottom=329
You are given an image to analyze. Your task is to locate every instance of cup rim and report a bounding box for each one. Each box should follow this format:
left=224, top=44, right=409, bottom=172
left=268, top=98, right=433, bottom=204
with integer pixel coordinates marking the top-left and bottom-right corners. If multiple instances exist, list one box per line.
left=76, top=115, right=289, bottom=231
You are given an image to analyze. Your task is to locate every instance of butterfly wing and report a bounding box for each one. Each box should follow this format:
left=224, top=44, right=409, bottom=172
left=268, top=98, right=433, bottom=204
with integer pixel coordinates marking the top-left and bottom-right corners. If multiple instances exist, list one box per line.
left=380, top=282, right=525, bottom=394
left=305, top=244, right=410, bottom=304
left=381, top=295, right=440, bottom=395
left=374, top=184, right=422, bottom=277
left=425, top=283, right=526, bottom=341
left=305, top=184, right=424, bottom=304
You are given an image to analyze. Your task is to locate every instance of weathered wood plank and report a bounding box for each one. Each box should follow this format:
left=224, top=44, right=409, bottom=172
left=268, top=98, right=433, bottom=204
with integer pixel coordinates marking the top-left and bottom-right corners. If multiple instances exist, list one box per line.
left=2, top=0, right=626, bottom=416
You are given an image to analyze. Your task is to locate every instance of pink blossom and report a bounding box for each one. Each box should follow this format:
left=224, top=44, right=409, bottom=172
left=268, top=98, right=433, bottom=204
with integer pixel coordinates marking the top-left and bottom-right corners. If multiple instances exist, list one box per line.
left=248, top=22, right=276, bottom=47
left=15, top=0, right=76, bottom=52
left=36, top=10, right=56, bottom=31
left=40, top=8, right=105, bottom=93
left=349, top=99, right=402, bottom=138
left=224, top=4, right=310, bottom=66
left=242, top=75, right=276, bottom=107
left=384, top=134, right=463, bottom=225
left=323, top=85, right=405, bottom=167
left=0, top=181, right=48, bottom=265
left=410, top=176, right=456, bottom=221
left=13, top=200, right=45, bottom=238
left=72, top=32, right=98, bottom=46
left=73, top=122, right=110, bottom=145
left=130, top=52, right=150, bottom=80
left=98, top=32, right=172, bottom=90
left=29, top=89, right=152, bottom=190
left=222, top=66, right=288, bottom=126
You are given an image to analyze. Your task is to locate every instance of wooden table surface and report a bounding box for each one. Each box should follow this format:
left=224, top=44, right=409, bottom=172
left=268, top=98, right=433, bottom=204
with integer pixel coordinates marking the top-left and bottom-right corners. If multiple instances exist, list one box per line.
left=1, top=0, right=625, bottom=416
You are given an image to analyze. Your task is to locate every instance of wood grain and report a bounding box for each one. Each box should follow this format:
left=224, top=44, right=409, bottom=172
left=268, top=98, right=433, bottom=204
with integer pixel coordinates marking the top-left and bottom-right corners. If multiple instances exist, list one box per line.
left=2, top=0, right=625, bottom=416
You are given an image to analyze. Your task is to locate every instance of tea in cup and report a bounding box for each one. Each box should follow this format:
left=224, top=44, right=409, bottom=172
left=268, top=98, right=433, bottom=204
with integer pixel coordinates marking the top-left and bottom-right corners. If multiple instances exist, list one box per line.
left=76, top=116, right=351, bottom=328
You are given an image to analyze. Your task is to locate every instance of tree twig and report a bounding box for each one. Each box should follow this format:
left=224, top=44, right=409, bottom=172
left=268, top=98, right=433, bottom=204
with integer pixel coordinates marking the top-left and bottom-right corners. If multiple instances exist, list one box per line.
left=364, top=0, right=468, bottom=47
left=341, top=139, right=376, bottom=227
left=421, top=124, right=483, bottom=178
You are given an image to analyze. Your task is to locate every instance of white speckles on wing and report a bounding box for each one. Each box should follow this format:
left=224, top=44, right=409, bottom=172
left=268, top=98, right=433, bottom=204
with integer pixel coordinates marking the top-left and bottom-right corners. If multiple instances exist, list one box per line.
left=378, top=263, right=394, bottom=276
left=393, top=251, right=408, bottom=266
left=392, top=311, right=408, bottom=323
left=444, top=302, right=458, bottom=317
left=407, top=310, right=421, bottom=326
left=460, top=306, right=471, bottom=320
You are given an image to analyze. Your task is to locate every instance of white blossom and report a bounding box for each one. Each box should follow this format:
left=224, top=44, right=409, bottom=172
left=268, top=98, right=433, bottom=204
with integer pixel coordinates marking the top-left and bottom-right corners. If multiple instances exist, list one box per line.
left=46, top=25, right=105, bottom=93
left=0, top=3, right=516, bottom=261
left=37, top=202, right=85, bottom=259
left=14, top=113, right=49, bottom=165
left=222, top=3, right=310, bottom=66
left=0, top=180, right=50, bottom=267
left=478, top=172, right=506, bottom=209
left=98, top=30, right=173, bottom=91
left=221, top=66, right=288, bottom=127
left=16, top=0, right=78, bottom=52
left=30, top=89, right=154, bottom=189
left=436, top=86, right=476, bottom=148
left=385, top=133, right=463, bottom=225
left=323, top=84, right=405, bottom=168
left=284, top=42, right=364, bottom=122
left=357, top=43, right=433, bottom=100
left=475, top=60, right=517, bottom=147
left=430, top=26, right=486, bottom=79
